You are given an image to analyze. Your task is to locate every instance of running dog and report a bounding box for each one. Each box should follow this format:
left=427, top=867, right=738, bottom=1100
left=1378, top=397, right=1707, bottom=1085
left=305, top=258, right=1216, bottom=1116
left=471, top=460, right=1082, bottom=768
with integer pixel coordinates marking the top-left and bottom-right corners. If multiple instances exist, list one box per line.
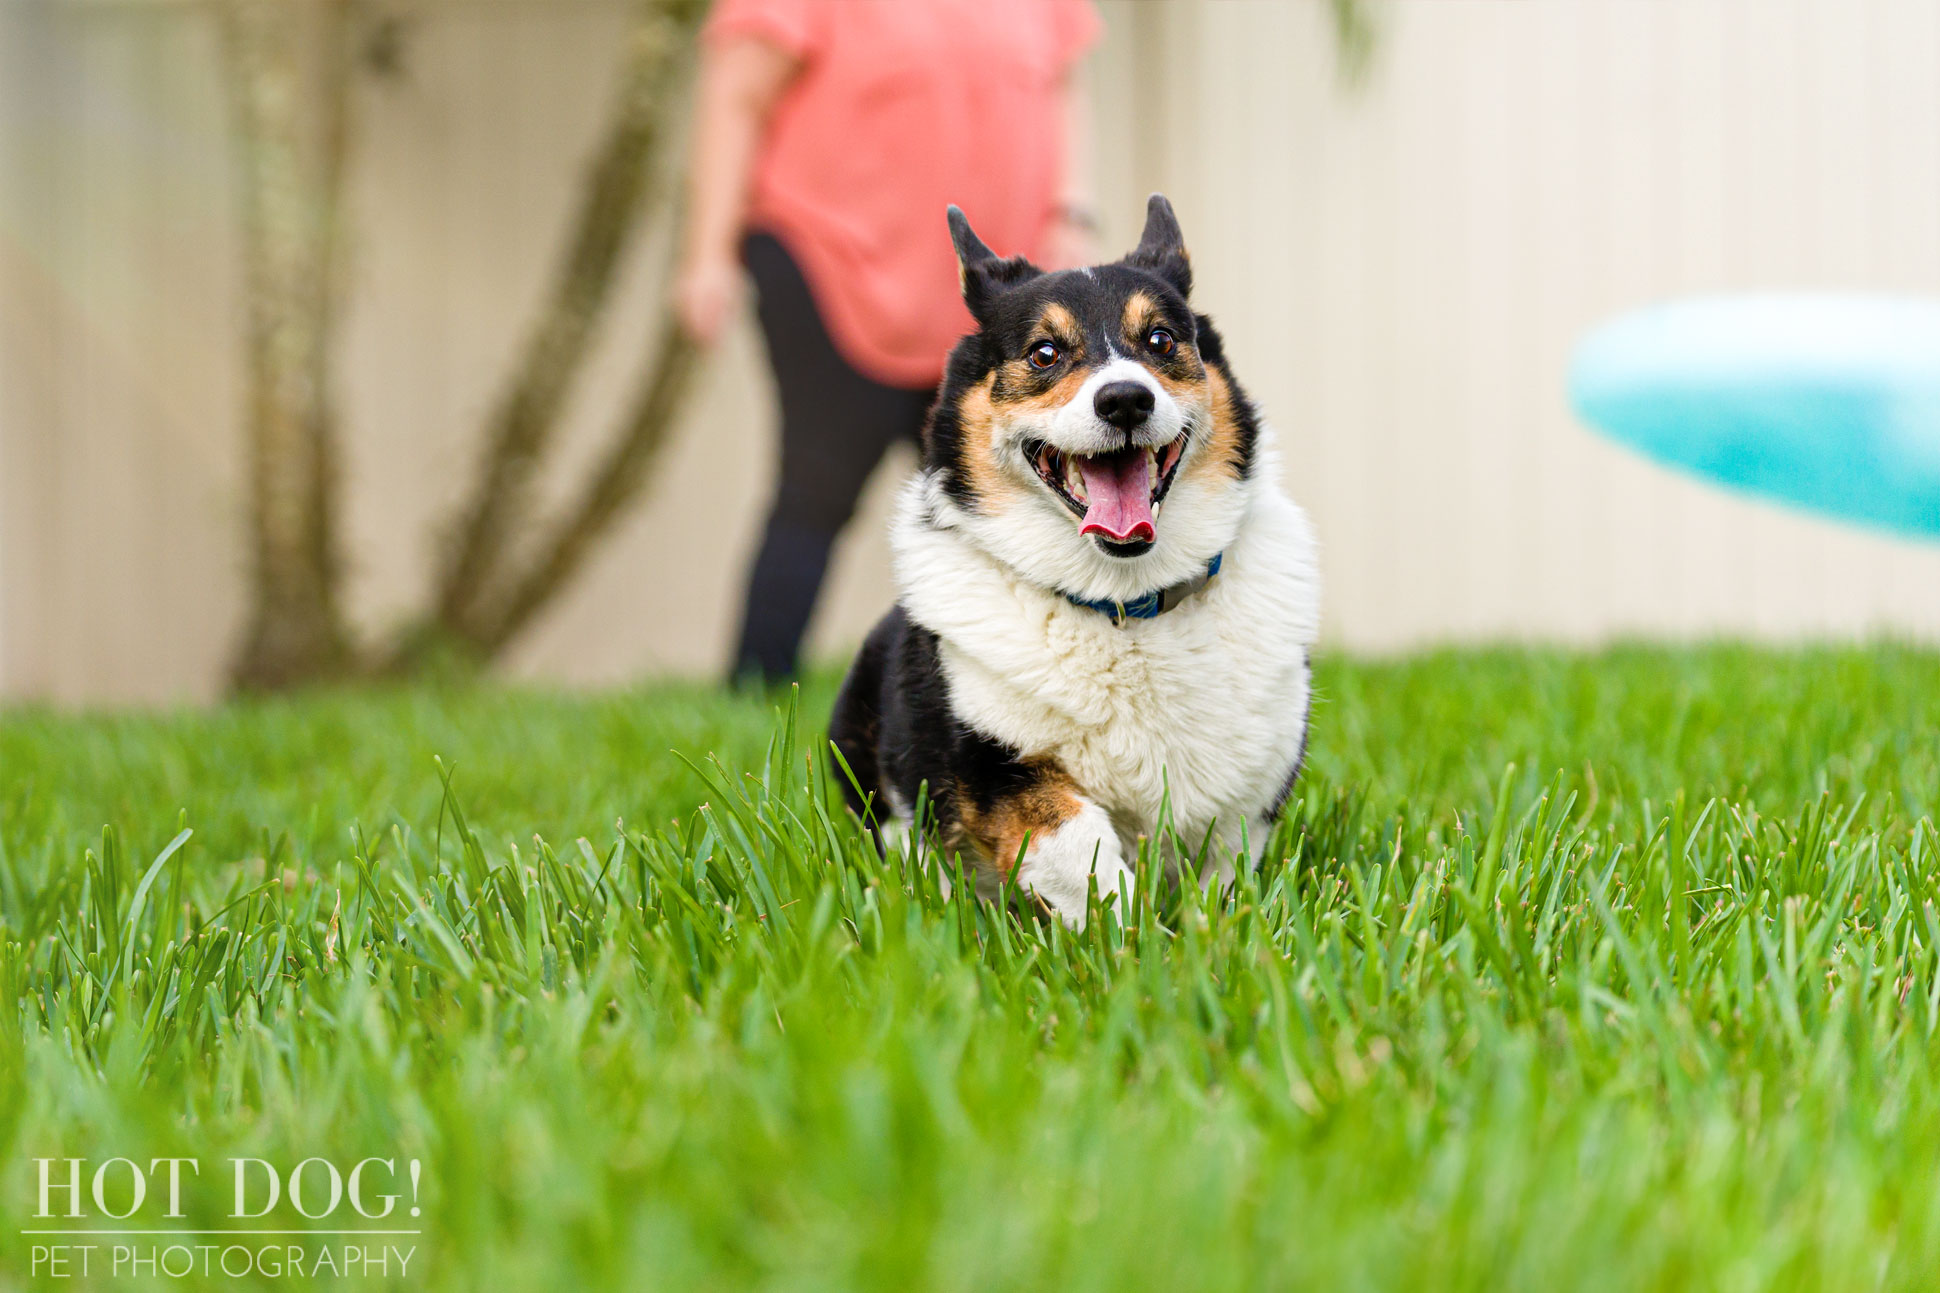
left=829, top=195, right=1319, bottom=926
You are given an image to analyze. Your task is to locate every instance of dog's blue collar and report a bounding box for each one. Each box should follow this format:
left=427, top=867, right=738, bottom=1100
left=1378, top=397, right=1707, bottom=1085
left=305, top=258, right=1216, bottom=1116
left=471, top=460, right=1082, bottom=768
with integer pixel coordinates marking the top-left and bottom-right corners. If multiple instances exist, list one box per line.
left=1062, top=552, right=1223, bottom=625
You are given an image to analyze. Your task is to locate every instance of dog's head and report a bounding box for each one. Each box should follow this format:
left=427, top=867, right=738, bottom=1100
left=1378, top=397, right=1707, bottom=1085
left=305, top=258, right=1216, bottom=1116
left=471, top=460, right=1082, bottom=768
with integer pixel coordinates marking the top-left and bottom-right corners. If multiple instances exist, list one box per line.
left=922, top=195, right=1259, bottom=602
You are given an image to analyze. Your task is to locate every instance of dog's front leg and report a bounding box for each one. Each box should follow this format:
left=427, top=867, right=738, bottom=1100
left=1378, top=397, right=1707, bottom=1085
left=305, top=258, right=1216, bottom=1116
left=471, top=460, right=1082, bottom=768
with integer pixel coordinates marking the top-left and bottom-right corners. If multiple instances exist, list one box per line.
left=959, top=759, right=1133, bottom=929
left=1012, top=799, right=1133, bottom=928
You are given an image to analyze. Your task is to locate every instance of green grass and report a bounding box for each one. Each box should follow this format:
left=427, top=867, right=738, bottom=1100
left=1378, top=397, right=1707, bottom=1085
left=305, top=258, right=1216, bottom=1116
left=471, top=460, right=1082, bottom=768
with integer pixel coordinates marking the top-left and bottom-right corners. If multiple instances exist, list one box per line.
left=4, top=643, right=1940, bottom=1290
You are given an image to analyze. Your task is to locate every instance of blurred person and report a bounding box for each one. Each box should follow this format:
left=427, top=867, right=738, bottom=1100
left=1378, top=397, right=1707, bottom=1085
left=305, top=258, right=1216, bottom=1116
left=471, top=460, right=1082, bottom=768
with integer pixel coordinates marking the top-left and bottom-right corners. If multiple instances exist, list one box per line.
left=677, top=0, right=1102, bottom=685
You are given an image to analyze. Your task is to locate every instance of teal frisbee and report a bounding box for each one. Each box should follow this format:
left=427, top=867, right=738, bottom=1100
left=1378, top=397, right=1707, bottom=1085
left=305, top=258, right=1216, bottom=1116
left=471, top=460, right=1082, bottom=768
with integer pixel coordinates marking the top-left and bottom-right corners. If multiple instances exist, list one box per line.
left=1569, top=294, right=1940, bottom=539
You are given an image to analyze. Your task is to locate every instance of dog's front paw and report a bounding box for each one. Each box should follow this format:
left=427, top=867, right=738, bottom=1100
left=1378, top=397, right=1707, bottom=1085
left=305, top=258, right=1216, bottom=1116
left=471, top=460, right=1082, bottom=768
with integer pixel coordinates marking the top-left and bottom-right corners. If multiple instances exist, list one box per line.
left=1014, top=801, right=1134, bottom=930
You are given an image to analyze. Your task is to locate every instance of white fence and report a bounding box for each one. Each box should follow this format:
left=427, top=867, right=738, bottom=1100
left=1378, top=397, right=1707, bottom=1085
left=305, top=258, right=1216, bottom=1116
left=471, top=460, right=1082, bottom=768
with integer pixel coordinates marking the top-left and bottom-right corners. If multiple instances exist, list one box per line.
left=4, top=0, right=1939, bottom=703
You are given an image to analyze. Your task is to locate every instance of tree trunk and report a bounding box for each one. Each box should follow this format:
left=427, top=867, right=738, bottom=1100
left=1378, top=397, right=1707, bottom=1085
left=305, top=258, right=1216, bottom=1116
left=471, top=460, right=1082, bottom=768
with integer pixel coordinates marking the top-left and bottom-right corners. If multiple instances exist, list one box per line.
left=432, top=0, right=705, bottom=652
left=221, top=0, right=357, bottom=691
left=468, top=317, right=701, bottom=655
left=219, top=0, right=714, bottom=689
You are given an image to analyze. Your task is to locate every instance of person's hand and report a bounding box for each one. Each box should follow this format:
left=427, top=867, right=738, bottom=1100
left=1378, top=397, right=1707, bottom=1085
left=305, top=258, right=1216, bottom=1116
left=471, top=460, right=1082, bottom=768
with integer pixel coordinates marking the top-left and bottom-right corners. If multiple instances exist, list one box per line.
left=675, top=252, right=742, bottom=346
left=1041, top=212, right=1100, bottom=271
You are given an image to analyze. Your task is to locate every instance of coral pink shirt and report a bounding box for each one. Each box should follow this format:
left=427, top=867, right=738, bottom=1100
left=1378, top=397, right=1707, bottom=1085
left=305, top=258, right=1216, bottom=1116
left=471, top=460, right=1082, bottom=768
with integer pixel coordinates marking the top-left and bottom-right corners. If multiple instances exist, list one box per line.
left=705, top=0, right=1102, bottom=389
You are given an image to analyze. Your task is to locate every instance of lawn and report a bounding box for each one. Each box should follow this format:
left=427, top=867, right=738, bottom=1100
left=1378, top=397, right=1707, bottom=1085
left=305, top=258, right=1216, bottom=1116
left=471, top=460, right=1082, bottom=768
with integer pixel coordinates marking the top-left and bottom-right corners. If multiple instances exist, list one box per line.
left=4, top=644, right=1940, bottom=1290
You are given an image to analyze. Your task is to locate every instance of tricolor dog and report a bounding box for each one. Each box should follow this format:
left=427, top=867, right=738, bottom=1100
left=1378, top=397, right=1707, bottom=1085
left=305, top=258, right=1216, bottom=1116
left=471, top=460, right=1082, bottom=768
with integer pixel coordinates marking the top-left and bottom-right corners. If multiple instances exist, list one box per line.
left=830, top=195, right=1319, bottom=927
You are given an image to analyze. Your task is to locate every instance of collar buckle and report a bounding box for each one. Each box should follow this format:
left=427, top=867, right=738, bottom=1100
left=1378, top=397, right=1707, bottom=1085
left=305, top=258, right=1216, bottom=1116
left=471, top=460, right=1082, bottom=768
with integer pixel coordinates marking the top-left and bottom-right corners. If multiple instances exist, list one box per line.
left=1064, top=553, right=1224, bottom=626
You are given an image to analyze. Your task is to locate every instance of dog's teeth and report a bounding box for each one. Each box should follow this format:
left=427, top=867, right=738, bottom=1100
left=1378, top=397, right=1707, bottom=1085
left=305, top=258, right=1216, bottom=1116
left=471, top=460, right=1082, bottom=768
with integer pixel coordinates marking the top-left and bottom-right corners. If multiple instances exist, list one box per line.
left=1066, top=456, right=1086, bottom=502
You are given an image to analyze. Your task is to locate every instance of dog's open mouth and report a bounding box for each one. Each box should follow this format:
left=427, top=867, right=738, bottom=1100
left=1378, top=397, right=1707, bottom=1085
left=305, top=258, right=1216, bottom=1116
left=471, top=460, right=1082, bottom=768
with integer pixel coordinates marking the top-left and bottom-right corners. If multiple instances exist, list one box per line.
left=1027, top=434, right=1188, bottom=554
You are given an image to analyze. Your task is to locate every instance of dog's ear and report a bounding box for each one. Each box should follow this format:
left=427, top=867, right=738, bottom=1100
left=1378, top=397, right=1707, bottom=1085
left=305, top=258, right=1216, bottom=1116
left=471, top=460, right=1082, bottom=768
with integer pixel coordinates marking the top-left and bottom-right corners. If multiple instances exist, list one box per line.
left=948, top=205, right=1041, bottom=317
left=1121, top=193, right=1192, bottom=297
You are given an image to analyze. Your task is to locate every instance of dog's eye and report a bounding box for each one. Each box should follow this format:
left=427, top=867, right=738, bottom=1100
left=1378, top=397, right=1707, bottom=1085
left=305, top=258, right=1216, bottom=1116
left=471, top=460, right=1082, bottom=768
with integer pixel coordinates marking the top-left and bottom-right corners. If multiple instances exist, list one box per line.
left=1146, top=327, right=1176, bottom=357
left=1027, top=340, right=1062, bottom=370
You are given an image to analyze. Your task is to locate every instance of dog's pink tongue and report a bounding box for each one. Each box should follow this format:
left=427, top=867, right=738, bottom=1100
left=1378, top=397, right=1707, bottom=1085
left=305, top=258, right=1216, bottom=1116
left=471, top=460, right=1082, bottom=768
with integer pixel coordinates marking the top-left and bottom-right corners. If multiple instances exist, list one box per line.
left=1077, top=451, right=1155, bottom=543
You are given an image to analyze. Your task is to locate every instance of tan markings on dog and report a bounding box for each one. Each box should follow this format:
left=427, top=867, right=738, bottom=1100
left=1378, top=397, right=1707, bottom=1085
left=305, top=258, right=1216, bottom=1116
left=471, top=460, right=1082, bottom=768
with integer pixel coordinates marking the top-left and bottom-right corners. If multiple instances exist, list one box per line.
left=954, top=373, right=1027, bottom=506
left=1150, top=357, right=1209, bottom=406
left=956, top=760, right=1085, bottom=876
left=993, top=361, right=1091, bottom=415
left=1120, top=291, right=1210, bottom=402
left=1185, top=365, right=1246, bottom=483
left=1119, top=290, right=1160, bottom=343
left=1037, top=302, right=1081, bottom=344
left=992, top=302, right=1092, bottom=413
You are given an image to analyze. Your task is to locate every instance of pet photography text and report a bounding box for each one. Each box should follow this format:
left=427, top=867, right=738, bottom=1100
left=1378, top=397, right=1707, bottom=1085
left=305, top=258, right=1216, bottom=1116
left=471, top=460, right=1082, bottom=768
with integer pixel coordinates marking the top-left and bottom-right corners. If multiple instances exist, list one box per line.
left=23, top=1156, right=422, bottom=1282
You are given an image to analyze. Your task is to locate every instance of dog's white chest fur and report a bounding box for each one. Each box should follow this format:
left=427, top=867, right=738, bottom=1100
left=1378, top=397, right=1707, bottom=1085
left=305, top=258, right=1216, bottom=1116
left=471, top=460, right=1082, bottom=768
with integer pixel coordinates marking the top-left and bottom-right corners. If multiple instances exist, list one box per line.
left=892, top=467, right=1320, bottom=859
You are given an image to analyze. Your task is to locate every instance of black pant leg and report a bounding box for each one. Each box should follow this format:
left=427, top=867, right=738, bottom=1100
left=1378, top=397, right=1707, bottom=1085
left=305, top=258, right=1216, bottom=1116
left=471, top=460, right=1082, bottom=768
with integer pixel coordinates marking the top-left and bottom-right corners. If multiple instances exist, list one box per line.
left=731, top=233, right=933, bottom=683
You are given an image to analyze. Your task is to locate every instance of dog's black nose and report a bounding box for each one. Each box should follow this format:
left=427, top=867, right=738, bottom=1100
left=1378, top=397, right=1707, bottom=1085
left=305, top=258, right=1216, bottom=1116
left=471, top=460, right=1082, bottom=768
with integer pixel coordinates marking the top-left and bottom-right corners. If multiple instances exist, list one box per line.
left=1094, top=381, right=1155, bottom=430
